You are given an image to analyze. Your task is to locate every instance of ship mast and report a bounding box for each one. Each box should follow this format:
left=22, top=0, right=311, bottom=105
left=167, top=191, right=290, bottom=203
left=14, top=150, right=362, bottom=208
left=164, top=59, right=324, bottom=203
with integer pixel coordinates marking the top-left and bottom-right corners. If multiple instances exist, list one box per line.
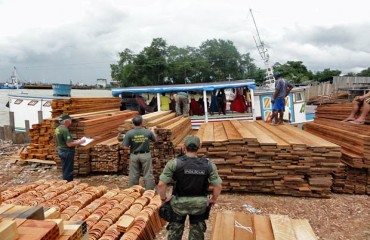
left=250, top=9, right=275, bottom=88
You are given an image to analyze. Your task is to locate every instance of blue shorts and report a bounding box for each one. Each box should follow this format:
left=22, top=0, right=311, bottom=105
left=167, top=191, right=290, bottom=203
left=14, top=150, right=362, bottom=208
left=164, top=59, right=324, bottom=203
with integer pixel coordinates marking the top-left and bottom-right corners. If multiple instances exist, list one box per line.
left=272, top=98, right=285, bottom=111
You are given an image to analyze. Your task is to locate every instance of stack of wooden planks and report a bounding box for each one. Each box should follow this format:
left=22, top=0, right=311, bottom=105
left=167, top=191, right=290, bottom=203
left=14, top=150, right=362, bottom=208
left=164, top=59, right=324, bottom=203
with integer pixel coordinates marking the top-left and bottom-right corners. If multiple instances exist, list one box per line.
left=70, top=110, right=137, bottom=175
left=0, top=180, right=165, bottom=240
left=51, top=97, right=121, bottom=118
left=304, top=105, right=370, bottom=195
left=211, top=211, right=317, bottom=240
left=314, top=102, right=370, bottom=123
left=90, top=137, right=124, bottom=173
left=21, top=106, right=138, bottom=176
left=197, top=120, right=342, bottom=197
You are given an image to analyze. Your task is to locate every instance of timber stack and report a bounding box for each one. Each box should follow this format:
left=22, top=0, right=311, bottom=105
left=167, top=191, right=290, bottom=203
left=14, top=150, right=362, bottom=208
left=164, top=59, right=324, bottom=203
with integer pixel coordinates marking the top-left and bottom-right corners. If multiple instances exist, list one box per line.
left=304, top=104, right=370, bottom=195
left=197, top=120, right=342, bottom=198
left=50, top=97, right=121, bottom=118
left=0, top=180, right=165, bottom=240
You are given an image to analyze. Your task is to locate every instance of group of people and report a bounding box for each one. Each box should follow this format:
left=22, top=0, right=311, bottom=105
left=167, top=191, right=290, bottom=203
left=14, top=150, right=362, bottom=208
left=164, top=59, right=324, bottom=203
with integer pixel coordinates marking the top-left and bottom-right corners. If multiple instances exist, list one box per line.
left=55, top=113, right=222, bottom=240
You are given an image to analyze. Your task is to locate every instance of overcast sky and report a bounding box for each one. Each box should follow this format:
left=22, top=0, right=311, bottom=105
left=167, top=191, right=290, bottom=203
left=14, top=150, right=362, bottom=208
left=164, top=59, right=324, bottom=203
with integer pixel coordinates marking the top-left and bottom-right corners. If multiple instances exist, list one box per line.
left=1, top=0, right=369, bottom=85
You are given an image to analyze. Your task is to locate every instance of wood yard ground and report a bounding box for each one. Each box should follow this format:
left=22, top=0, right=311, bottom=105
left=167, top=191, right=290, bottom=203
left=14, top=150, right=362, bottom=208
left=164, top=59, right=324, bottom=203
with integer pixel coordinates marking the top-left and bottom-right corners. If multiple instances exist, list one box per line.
left=0, top=141, right=369, bottom=240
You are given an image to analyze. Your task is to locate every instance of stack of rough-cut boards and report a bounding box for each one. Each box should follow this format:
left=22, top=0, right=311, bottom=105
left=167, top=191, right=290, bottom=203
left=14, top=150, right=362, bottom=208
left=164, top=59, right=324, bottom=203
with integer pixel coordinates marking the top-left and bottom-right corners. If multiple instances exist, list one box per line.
left=50, top=97, right=121, bottom=118
left=315, top=102, right=370, bottom=123
left=0, top=204, right=88, bottom=240
left=1, top=180, right=166, bottom=240
left=117, top=111, right=192, bottom=179
left=197, top=120, right=342, bottom=197
left=211, top=211, right=317, bottom=240
left=20, top=108, right=138, bottom=175
left=304, top=107, right=370, bottom=195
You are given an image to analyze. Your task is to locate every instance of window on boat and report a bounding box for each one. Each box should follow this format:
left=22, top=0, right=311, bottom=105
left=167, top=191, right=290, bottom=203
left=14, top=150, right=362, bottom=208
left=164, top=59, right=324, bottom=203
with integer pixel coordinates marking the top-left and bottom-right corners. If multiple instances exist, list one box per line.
left=28, top=100, right=38, bottom=106
left=14, top=99, right=23, bottom=104
left=294, top=92, right=303, bottom=102
left=43, top=101, right=51, bottom=107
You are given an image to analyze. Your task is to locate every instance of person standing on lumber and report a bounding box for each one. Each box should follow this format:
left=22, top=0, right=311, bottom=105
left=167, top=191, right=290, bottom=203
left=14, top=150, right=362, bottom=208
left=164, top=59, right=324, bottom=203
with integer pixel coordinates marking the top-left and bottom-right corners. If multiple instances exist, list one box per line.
left=271, top=71, right=294, bottom=125
left=174, top=91, right=189, bottom=117
left=157, top=135, right=222, bottom=240
left=160, top=92, right=171, bottom=111
left=55, top=114, right=86, bottom=182
left=343, top=91, right=370, bottom=124
left=122, top=115, right=157, bottom=190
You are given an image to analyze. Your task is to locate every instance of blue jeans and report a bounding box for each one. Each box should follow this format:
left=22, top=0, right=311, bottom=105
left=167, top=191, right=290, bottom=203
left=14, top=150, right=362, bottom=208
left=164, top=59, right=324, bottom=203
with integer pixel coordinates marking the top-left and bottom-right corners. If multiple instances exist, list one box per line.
left=58, top=149, right=75, bottom=182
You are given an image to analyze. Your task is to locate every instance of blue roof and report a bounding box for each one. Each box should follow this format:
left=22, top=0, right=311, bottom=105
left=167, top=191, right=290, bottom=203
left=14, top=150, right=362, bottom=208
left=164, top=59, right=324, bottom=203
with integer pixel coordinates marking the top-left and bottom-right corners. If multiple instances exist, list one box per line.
left=111, top=79, right=256, bottom=97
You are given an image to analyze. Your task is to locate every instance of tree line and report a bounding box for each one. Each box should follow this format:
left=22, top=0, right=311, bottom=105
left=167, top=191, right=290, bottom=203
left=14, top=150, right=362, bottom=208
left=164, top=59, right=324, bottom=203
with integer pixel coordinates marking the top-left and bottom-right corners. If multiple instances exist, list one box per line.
left=110, top=38, right=370, bottom=86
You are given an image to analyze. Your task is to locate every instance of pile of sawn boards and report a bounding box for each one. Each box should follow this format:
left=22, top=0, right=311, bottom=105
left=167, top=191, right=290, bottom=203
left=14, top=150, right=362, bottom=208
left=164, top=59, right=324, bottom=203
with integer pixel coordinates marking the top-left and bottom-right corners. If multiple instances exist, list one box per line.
left=0, top=180, right=165, bottom=240
left=211, top=211, right=317, bottom=240
left=304, top=104, right=370, bottom=195
left=50, top=97, right=121, bottom=118
left=22, top=109, right=138, bottom=175
left=196, top=120, right=342, bottom=198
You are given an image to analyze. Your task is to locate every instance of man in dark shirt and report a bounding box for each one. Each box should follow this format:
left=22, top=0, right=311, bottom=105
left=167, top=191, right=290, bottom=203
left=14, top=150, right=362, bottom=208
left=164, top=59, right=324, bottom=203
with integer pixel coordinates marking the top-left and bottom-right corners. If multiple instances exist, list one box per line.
left=55, top=114, right=85, bottom=182
left=122, top=115, right=157, bottom=190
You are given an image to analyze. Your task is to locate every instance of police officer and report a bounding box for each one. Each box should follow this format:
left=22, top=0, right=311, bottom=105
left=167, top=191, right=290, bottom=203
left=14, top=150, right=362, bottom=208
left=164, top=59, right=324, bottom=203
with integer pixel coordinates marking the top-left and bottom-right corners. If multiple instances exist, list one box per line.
left=55, top=114, right=86, bottom=182
left=122, top=115, right=157, bottom=190
left=157, top=135, right=222, bottom=240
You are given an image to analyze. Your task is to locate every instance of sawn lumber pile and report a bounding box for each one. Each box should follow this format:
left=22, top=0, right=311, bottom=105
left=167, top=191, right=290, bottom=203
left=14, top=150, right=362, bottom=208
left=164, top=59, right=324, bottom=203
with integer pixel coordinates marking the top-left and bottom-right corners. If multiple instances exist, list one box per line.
left=1, top=180, right=165, bottom=240
left=303, top=105, right=370, bottom=195
left=197, top=120, right=342, bottom=198
left=314, top=102, right=370, bottom=123
left=51, top=97, right=121, bottom=118
left=21, top=107, right=138, bottom=176
left=211, top=211, right=317, bottom=240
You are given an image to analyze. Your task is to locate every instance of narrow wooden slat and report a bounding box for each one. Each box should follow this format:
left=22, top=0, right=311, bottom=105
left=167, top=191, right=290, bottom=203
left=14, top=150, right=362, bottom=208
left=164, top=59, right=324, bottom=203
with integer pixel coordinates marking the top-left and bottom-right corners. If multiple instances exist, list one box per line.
left=230, top=120, right=257, bottom=141
left=234, top=212, right=253, bottom=240
left=211, top=211, right=235, bottom=240
left=253, top=215, right=274, bottom=240
left=213, top=122, right=228, bottom=142
left=240, top=121, right=277, bottom=146
left=222, top=121, right=243, bottom=142
left=270, top=214, right=297, bottom=240
left=202, top=123, right=215, bottom=144
left=291, top=219, right=317, bottom=240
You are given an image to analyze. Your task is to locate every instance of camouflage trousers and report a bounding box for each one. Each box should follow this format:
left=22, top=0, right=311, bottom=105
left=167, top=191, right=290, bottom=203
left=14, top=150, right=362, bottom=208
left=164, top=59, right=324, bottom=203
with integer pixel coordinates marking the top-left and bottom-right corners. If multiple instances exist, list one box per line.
left=167, top=219, right=206, bottom=240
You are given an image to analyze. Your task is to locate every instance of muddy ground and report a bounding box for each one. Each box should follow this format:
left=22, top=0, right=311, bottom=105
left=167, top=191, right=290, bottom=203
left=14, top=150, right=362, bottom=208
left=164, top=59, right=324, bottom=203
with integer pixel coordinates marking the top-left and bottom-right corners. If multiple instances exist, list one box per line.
left=1, top=141, right=369, bottom=240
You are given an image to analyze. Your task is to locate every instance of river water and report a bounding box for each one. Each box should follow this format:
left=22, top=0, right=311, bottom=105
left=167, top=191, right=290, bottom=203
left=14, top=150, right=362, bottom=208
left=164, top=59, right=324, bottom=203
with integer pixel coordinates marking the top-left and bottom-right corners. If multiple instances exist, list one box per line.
left=0, top=89, right=113, bottom=126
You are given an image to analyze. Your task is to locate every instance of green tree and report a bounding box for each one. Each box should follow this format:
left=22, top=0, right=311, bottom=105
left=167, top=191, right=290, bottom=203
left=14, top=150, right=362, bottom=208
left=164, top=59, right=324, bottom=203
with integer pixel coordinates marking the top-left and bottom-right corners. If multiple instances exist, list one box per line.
left=199, top=39, right=244, bottom=81
left=357, top=67, right=370, bottom=76
left=314, top=68, right=341, bottom=82
left=273, top=61, right=313, bottom=83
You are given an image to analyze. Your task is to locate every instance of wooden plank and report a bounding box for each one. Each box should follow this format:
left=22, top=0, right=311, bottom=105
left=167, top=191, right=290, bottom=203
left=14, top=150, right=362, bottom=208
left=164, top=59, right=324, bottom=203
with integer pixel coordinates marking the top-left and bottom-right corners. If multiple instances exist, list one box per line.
left=257, top=121, right=306, bottom=147
left=25, top=159, right=56, bottom=165
left=211, top=211, right=235, bottom=240
left=202, top=123, right=215, bottom=144
left=230, top=120, right=257, bottom=141
left=234, top=212, right=253, bottom=240
left=0, top=220, right=18, bottom=240
left=222, top=121, right=243, bottom=142
left=240, top=122, right=277, bottom=146
left=270, top=214, right=297, bottom=240
left=213, top=122, right=228, bottom=143
left=291, top=219, right=317, bottom=240
left=253, top=215, right=274, bottom=240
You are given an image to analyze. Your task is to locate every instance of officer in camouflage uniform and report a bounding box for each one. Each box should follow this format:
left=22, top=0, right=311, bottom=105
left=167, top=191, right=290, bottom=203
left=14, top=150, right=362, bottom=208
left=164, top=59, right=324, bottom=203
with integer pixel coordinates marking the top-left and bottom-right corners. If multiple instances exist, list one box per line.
left=122, top=115, right=157, bottom=190
left=157, top=135, right=222, bottom=240
left=55, top=114, right=85, bottom=182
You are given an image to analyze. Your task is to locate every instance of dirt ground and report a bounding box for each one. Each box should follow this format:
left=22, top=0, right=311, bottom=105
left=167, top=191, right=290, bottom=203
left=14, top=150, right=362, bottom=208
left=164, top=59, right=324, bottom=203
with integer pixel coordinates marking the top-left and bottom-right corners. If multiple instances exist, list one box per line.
left=1, top=141, right=369, bottom=240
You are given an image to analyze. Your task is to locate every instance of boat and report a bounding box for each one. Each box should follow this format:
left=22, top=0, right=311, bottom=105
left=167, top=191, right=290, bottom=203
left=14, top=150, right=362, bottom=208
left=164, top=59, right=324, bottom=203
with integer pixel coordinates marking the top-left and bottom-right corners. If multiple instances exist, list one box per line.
left=0, top=67, right=24, bottom=89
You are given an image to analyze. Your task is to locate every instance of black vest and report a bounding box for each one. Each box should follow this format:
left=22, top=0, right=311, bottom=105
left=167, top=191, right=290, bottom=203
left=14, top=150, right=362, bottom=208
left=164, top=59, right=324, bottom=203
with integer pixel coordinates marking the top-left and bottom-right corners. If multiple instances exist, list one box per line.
left=173, top=155, right=212, bottom=197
